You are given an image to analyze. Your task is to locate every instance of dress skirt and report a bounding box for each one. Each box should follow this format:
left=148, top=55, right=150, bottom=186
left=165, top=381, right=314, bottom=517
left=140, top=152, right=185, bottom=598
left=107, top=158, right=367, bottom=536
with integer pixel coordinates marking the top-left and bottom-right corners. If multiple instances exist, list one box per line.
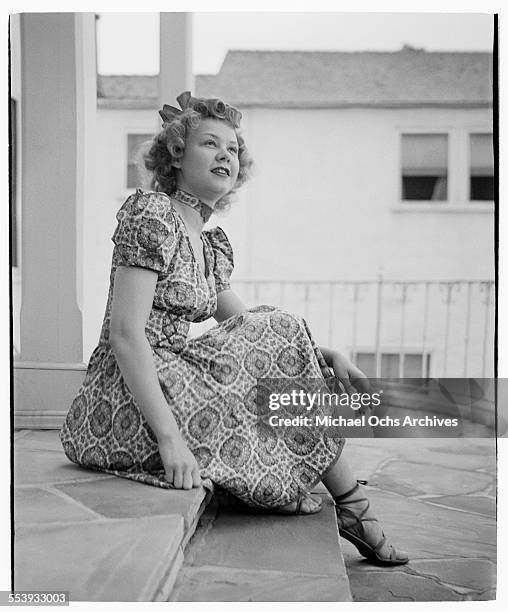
left=60, top=305, right=345, bottom=508
left=59, top=190, right=345, bottom=508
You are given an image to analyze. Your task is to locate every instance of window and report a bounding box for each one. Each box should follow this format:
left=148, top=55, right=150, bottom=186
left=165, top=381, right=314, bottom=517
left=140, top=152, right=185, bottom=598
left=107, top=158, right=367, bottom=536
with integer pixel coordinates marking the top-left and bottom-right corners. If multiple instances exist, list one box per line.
left=401, top=134, right=448, bottom=201
left=470, top=133, right=494, bottom=201
left=354, top=352, right=431, bottom=378
left=127, top=134, right=152, bottom=189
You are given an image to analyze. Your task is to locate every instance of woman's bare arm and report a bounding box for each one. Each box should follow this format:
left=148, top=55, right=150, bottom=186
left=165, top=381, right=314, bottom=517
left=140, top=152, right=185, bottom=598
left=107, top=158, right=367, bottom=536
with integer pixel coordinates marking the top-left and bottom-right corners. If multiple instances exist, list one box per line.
left=109, top=265, right=201, bottom=489
left=214, top=288, right=247, bottom=322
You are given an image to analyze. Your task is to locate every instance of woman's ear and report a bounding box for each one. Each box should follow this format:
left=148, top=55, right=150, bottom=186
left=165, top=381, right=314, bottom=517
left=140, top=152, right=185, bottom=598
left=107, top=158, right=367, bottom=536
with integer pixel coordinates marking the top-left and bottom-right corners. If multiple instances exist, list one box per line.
left=172, top=160, right=182, bottom=169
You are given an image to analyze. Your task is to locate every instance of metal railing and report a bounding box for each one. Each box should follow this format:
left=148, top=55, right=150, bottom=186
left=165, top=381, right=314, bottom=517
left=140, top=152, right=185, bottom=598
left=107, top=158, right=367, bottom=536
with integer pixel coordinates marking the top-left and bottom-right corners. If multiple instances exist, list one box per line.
left=234, top=278, right=495, bottom=378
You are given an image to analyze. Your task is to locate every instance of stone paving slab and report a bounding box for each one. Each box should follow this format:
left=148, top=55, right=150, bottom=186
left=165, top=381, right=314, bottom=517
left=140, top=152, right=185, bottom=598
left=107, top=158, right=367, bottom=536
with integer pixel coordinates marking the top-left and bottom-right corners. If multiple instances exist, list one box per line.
left=344, top=438, right=495, bottom=477
left=408, top=558, right=496, bottom=593
left=374, top=461, right=492, bottom=496
left=342, top=488, right=495, bottom=562
left=56, top=477, right=207, bottom=531
left=423, top=494, right=496, bottom=517
left=15, top=446, right=115, bottom=486
left=171, top=493, right=352, bottom=601
left=181, top=496, right=342, bottom=575
left=14, top=430, right=33, bottom=441
left=15, top=516, right=183, bottom=601
left=341, top=438, right=497, bottom=602
left=15, top=429, right=68, bottom=452
left=171, top=566, right=350, bottom=602
left=15, top=487, right=102, bottom=525
left=345, top=568, right=463, bottom=602
left=392, top=444, right=495, bottom=472
left=14, top=429, right=214, bottom=602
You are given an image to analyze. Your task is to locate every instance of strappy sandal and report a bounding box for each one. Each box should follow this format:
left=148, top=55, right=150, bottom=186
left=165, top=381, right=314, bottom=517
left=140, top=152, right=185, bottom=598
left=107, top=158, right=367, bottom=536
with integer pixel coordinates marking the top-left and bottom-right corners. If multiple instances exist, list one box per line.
left=274, top=492, right=323, bottom=515
left=334, top=480, right=409, bottom=566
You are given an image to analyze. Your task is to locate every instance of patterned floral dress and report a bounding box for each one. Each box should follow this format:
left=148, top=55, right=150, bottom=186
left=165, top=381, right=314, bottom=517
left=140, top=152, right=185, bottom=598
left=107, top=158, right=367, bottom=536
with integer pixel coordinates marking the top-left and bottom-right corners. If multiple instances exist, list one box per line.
left=60, top=189, right=345, bottom=508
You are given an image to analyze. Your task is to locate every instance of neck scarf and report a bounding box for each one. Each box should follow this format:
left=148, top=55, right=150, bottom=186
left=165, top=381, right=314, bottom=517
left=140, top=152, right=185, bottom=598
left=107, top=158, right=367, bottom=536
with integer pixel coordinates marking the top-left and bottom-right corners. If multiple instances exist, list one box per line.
left=170, top=189, right=213, bottom=223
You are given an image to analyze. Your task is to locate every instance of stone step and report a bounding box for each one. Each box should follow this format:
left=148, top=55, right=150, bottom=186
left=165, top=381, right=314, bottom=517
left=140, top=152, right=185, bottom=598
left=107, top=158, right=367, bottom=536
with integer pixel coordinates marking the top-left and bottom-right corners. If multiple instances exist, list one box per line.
left=15, top=430, right=352, bottom=602
left=14, top=429, right=212, bottom=602
left=169, top=483, right=352, bottom=602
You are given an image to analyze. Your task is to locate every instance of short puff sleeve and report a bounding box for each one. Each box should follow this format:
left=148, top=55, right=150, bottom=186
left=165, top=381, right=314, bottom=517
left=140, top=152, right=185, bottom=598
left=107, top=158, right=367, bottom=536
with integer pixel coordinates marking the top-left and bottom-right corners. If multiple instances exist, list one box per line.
left=205, top=226, right=234, bottom=293
left=112, top=190, right=177, bottom=276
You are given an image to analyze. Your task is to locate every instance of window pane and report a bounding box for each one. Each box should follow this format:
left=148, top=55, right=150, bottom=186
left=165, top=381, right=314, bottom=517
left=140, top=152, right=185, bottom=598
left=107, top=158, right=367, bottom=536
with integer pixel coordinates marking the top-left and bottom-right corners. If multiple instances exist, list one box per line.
left=404, top=354, right=423, bottom=377
left=355, top=352, right=429, bottom=378
left=470, top=134, right=493, bottom=175
left=381, top=354, right=399, bottom=377
left=402, top=134, right=448, bottom=174
left=402, top=176, right=447, bottom=201
left=127, top=134, right=152, bottom=189
left=470, top=133, right=494, bottom=201
left=356, top=353, right=375, bottom=377
left=401, top=134, right=448, bottom=201
left=470, top=177, right=494, bottom=200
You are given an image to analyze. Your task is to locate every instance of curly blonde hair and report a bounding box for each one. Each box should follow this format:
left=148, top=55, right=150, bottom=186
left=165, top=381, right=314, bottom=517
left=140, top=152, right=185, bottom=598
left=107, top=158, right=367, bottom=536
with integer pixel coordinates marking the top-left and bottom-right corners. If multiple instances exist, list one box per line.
left=143, top=95, right=253, bottom=210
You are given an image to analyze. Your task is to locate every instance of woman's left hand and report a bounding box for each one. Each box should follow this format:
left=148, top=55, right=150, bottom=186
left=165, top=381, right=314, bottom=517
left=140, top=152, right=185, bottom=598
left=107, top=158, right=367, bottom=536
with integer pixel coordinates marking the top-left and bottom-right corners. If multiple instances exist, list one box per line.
left=331, top=352, right=370, bottom=395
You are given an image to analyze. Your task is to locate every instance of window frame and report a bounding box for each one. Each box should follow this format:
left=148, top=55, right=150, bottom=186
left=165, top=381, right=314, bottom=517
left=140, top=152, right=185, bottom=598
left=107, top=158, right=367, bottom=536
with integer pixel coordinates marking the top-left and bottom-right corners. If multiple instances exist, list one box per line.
left=397, top=126, right=451, bottom=206
left=350, top=346, right=433, bottom=378
left=468, top=131, right=494, bottom=204
left=399, top=132, right=450, bottom=204
left=393, top=124, right=494, bottom=213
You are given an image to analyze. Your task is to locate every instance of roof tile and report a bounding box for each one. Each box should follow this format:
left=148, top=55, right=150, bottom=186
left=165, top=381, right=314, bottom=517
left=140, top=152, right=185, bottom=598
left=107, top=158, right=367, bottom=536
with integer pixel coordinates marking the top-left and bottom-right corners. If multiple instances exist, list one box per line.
left=98, top=48, right=493, bottom=108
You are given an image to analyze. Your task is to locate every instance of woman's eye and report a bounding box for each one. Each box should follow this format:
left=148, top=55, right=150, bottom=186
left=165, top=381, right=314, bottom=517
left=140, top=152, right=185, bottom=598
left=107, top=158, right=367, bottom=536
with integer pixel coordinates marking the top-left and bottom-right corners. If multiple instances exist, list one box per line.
left=229, top=147, right=238, bottom=154
left=205, top=139, right=216, bottom=146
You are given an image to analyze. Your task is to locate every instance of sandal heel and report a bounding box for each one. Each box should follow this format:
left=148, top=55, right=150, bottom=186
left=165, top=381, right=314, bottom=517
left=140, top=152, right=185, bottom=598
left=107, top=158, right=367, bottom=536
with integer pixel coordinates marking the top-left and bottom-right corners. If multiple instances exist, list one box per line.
left=334, top=482, right=409, bottom=566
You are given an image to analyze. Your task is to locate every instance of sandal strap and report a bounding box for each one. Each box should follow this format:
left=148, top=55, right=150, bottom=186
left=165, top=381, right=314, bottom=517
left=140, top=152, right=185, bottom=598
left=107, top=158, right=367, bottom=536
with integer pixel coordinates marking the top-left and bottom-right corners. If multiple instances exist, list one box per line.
left=334, top=482, right=372, bottom=525
left=333, top=480, right=369, bottom=503
left=373, top=532, right=387, bottom=555
left=333, top=483, right=360, bottom=503
left=334, top=480, right=407, bottom=564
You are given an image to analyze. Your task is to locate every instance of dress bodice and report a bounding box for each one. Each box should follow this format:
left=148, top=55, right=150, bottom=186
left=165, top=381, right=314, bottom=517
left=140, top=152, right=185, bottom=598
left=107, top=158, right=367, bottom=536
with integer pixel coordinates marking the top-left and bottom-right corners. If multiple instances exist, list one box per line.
left=96, top=189, right=234, bottom=354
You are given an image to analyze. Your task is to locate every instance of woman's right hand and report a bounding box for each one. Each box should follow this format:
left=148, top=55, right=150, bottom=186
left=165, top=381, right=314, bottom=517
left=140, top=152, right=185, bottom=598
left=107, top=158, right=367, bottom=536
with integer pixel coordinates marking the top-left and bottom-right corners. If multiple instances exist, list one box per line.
left=158, top=435, right=202, bottom=490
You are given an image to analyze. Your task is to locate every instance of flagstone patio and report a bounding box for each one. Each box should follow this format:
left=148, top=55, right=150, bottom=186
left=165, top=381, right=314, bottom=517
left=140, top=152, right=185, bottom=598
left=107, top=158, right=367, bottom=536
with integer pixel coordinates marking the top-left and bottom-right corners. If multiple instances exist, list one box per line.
left=13, top=430, right=496, bottom=602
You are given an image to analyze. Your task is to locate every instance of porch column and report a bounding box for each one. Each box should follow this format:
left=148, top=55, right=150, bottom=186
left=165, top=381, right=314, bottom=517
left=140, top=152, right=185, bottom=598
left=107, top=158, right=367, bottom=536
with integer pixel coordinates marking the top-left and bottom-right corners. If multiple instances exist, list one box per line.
left=14, top=13, right=96, bottom=428
left=159, top=12, right=193, bottom=109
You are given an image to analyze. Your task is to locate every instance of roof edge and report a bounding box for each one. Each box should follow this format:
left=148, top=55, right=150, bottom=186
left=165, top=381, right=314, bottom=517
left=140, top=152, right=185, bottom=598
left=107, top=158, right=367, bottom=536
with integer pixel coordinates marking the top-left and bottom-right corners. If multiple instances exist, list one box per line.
left=98, top=98, right=492, bottom=111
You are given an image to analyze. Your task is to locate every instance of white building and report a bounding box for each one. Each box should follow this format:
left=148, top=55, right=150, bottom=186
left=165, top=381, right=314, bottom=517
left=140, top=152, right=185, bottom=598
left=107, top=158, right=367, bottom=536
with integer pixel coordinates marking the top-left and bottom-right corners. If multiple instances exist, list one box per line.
left=10, top=16, right=494, bottom=429
left=93, top=49, right=494, bottom=377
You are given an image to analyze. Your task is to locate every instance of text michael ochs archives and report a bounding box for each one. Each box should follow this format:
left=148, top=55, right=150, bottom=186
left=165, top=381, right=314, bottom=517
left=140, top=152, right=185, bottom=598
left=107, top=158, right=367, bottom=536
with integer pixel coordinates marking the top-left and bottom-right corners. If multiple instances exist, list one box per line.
left=266, top=390, right=459, bottom=429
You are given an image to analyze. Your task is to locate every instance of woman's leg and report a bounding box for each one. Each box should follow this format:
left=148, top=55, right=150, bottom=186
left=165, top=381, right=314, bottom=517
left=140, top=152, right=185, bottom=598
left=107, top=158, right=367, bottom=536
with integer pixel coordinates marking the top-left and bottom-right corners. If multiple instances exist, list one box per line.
left=322, top=453, right=358, bottom=497
left=323, top=450, right=408, bottom=565
left=277, top=451, right=363, bottom=513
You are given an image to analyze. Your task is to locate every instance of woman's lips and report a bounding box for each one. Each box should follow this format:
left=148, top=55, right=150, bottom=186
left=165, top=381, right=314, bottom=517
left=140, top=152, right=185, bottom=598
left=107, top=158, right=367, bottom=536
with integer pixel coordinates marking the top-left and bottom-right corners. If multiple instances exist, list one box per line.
left=211, top=167, right=230, bottom=177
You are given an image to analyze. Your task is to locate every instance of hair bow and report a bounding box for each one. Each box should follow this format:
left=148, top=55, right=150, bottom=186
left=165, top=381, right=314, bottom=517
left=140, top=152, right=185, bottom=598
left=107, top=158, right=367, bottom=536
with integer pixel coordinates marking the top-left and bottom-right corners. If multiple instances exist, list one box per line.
left=159, top=91, right=242, bottom=128
left=159, top=91, right=197, bottom=123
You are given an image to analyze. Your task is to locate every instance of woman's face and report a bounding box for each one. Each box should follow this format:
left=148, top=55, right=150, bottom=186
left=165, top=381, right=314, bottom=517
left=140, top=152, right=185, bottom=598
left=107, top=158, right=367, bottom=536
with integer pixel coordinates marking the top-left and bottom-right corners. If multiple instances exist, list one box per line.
left=175, top=118, right=240, bottom=205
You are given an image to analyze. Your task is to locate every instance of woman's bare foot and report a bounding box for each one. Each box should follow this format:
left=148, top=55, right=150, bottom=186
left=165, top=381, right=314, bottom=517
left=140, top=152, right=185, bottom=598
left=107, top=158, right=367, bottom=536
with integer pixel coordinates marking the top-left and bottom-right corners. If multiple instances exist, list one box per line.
left=277, top=493, right=323, bottom=515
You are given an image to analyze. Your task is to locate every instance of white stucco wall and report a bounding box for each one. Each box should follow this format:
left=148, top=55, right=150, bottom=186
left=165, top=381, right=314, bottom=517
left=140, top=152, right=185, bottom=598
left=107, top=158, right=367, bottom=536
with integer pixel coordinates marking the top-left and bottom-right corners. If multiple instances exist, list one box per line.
left=84, top=104, right=494, bottom=376
left=225, top=106, right=494, bottom=281
left=83, top=109, right=160, bottom=358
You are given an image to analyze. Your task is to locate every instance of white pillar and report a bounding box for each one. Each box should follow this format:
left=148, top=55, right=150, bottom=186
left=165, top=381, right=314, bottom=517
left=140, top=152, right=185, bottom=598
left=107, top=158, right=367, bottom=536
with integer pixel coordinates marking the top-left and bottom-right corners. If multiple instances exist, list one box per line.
left=159, top=13, right=193, bottom=109
left=15, top=13, right=96, bottom=428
